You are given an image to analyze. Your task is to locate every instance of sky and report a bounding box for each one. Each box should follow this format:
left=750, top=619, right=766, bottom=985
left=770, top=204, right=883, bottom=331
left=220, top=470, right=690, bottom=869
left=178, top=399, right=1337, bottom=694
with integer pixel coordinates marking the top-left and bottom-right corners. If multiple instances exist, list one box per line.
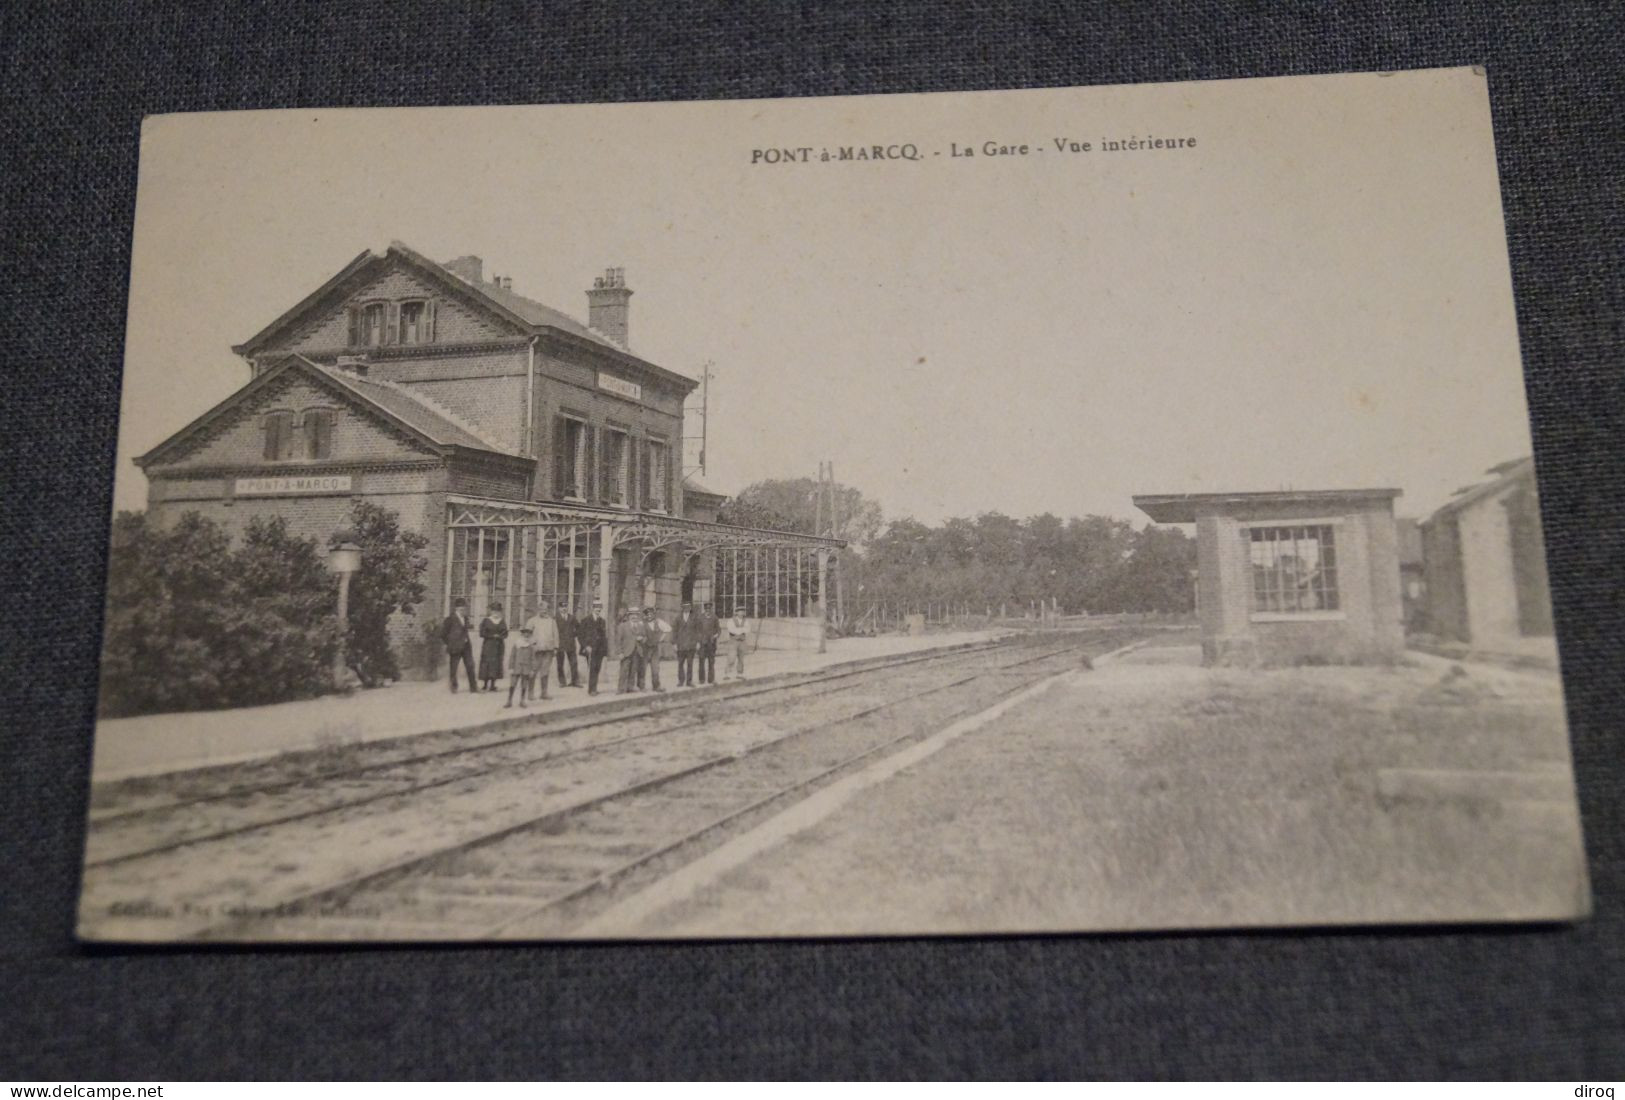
left=116, top=68, right=1537, bottom=529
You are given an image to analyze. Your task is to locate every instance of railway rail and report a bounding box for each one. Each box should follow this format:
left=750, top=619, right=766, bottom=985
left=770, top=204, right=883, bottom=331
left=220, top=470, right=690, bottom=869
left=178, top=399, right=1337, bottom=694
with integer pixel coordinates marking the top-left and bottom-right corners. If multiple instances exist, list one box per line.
left=79, top=628, right=1142, bottom=941
left=85, top=637, right=1029, bottom=868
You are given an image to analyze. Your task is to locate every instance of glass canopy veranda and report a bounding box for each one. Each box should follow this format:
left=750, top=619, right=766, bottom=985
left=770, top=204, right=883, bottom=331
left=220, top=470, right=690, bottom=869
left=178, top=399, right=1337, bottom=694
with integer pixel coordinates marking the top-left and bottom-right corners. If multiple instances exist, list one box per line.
left=443, top=494, right=844, bottom=630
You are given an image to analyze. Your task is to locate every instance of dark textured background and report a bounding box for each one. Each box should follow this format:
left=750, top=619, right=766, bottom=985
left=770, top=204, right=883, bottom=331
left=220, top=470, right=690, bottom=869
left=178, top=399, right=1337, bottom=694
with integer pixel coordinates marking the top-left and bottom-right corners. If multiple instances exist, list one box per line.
left=2, top=0, right=1621, bottom=1080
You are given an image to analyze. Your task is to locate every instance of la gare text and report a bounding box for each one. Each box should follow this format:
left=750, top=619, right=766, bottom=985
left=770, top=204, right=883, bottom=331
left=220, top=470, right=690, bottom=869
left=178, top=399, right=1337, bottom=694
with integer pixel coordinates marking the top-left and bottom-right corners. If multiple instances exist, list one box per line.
left=750, top=136, right=1197, bottom=164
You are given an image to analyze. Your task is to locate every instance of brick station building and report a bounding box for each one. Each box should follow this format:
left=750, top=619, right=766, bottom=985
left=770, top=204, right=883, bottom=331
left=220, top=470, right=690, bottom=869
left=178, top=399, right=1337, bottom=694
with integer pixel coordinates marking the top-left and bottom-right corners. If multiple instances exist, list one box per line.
left=1133, top=488, right=1406, bottom=666
left=136, top=242, right=841, bottom=676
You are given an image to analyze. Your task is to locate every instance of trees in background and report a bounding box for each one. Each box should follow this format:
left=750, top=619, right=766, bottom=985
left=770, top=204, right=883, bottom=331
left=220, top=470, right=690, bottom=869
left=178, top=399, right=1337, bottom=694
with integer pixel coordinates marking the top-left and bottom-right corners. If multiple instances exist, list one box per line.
left=720, top=477, right=883, bottom=546
left=718, top=477, right=1196, bottom=616
left=850, top=510, right=1194, bottom=616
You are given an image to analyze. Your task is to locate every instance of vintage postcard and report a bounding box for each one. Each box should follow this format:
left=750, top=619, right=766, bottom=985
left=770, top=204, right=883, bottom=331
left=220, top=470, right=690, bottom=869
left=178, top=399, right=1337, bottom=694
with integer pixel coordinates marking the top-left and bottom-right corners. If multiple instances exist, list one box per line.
left=80, top=68, right=1588, bottom=942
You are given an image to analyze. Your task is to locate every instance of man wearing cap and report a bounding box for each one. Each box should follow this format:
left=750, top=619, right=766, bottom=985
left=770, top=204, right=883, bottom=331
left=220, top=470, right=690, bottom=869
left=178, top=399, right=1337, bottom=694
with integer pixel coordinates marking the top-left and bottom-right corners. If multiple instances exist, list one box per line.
left=441, top=597, right=478, bottom=694
left=639, top=606, right=668, bottom=693
left=522, top=599, right=560, bottom=702
left=577, top=600, right=609, bottom=695
left=674, top=603, right=701, bottom=687
left=615, top=608, right=641, bottom=694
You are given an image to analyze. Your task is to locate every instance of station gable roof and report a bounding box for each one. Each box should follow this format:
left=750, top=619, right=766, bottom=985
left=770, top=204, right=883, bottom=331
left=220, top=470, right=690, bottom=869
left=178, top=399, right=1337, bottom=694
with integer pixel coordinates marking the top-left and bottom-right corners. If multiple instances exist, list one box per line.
left=136, top=354, right=523, bottom=470
left=231, top=241, right=698, bottom=395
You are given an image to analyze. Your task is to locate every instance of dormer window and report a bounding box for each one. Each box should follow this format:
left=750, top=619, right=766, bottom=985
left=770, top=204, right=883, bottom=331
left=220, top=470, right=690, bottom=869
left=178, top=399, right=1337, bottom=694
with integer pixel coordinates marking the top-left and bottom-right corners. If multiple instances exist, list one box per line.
left=398, top=299, right=435, bottom=345
left=358, top=302, right=387, bottom=347
left=347, top=299, right=436, bottom=347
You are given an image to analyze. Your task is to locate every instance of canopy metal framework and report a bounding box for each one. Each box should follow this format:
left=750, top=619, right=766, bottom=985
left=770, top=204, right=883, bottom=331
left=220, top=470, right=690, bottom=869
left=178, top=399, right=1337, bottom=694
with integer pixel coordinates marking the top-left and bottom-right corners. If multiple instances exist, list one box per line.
left=443, top=494, right=843, bottom=629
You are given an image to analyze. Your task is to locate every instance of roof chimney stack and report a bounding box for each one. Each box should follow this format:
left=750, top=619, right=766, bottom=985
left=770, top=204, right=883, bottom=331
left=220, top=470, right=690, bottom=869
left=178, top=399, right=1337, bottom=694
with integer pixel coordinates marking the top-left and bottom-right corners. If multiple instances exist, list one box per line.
left=586, top=267, right=632, bottom=347
left=443, top=255, right=484, bottom=284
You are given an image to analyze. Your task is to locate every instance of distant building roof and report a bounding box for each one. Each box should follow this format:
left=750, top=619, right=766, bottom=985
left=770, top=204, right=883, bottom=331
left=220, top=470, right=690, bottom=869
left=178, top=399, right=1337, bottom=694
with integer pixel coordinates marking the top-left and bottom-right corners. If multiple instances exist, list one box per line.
left=681, top=476, right=728, bottom=502
left=1132, top=488, right=1403, bottom=525
left=1425, top=456, right=1537, bottom=524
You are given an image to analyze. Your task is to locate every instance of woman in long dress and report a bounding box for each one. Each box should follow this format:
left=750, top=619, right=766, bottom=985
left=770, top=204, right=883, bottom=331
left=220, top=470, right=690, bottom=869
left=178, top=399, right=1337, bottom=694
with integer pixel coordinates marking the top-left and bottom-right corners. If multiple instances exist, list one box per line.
left=478, top=602, right=509, bottom=691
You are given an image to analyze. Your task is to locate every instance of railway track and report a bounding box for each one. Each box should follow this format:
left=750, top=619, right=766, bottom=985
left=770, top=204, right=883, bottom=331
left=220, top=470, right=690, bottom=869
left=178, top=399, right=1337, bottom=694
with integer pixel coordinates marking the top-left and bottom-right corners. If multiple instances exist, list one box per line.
left=79, top=630, right=1140, bottom=941
left=83, top=637, right=1038, bottom=868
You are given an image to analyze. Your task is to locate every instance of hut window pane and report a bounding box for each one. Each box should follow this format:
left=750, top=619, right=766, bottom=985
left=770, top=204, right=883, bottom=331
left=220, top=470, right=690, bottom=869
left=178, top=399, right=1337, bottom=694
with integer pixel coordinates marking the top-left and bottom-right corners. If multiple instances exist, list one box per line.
left=1248, top=524, right=1339, bottom=613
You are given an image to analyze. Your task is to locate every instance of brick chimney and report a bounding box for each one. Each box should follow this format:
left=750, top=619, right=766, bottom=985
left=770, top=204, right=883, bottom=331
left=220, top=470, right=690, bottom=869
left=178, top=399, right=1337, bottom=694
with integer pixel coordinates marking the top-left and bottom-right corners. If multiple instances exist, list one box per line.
left=586, top=267, right=632, bottom=346
left=443, top=255, right=484, bottom=284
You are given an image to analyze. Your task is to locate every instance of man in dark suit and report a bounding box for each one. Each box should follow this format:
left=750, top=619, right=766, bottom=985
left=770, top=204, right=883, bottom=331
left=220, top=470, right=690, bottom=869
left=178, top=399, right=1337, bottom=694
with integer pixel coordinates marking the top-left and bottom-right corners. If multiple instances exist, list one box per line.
left=555, top=602, right=581, bottom=687
left=577, top=600, right=609, bottom=695
left=674, top=603, right=701, bottom=687
left=698, top=602, right=720, bottom=685
left=441, top=597, right=478, bottom=694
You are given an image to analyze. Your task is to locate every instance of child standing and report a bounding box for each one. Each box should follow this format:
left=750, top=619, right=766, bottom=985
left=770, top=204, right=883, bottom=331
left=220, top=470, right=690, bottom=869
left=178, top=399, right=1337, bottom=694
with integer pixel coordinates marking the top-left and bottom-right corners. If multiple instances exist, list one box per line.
left=505, top=626, right=539, bottom=708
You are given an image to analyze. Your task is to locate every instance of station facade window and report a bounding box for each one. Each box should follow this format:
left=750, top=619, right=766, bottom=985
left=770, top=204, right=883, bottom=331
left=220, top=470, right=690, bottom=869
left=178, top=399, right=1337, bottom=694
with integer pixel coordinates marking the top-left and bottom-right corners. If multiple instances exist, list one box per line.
left=261, top=408, right=338, bottom=462
left=552, top=414, right=591, bottom=501
left=601, top=426, right=630, bottom=507
left=646, top=437, right=670, bottom=512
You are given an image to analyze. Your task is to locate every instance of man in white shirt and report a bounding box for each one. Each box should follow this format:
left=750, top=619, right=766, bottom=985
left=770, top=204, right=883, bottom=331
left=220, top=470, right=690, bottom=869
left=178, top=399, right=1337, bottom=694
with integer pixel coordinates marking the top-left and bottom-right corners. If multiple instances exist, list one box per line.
left=522, top=599, right=561, bottom=701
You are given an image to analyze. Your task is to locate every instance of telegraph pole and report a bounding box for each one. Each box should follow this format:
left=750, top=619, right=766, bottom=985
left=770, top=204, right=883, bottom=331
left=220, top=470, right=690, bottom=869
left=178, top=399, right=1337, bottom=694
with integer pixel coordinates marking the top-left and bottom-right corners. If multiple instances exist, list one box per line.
left=683, top=362, right=713, bottom=479
left=829, top=461, right=845, bottom=627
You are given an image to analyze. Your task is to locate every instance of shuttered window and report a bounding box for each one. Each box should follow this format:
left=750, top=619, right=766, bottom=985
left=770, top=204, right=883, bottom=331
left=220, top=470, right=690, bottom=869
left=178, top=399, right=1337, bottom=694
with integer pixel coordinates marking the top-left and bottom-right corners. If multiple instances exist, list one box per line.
left=630, top=432, right=643, bottom=510
left=551, top=416, right=588, bottom=499
left=348, top=299, right=436, bottom=346
left=647, top=439, right=669, bottom=511
left=583, top=425, right=597, bottom=502
left=303, top=409, right=335, bottom=460
left=262, top=411, right=297, bottom=460
left=601, top=428, right=629, bottom=506
left=397, top=299, right=436, bottom=345
left=354, top=302, right=387, bottom=347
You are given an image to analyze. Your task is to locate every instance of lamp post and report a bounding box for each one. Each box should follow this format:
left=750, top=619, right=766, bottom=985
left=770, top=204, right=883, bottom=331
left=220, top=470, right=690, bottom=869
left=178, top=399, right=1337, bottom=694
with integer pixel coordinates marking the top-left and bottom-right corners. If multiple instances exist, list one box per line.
left=327, top=536, right=363, bottom=689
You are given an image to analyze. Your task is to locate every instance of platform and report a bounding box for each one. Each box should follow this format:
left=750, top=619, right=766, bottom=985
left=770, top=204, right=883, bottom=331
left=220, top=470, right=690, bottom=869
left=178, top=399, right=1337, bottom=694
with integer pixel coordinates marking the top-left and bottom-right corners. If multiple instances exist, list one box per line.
left=89, top=629, right=1014, bottom=782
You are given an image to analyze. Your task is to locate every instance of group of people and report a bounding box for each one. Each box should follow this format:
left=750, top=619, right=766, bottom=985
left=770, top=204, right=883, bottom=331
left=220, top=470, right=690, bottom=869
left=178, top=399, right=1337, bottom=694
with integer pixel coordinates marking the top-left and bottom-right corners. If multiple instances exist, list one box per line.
left=440, top=598, right=753, bottom=708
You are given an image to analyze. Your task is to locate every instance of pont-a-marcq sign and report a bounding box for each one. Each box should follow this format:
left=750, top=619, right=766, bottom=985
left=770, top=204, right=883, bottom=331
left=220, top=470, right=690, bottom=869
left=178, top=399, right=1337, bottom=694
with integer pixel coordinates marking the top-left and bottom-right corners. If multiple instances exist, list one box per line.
left=234, top=475, right=353, bottom=496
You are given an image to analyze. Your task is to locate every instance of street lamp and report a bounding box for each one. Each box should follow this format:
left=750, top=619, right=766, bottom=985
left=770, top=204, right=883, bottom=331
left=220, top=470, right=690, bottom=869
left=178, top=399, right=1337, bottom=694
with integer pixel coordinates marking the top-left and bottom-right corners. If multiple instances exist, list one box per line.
left=327, top=534, right=363, bottom=689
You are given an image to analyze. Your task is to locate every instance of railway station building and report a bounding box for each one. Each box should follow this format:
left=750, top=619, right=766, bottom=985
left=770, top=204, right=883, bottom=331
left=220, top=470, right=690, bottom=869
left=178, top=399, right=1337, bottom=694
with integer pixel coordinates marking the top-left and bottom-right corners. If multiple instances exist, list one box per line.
left=1132, top=488, right=1406, bottom=666
left=135, top=242, right=842, bottom=676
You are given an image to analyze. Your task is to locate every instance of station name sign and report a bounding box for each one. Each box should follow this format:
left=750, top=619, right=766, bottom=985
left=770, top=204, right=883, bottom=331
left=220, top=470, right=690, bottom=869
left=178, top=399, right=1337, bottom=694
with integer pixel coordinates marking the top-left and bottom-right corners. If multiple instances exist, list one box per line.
left=234, top=475, right=353, bottom=496
left=597, top=372, right=642, bottom=401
